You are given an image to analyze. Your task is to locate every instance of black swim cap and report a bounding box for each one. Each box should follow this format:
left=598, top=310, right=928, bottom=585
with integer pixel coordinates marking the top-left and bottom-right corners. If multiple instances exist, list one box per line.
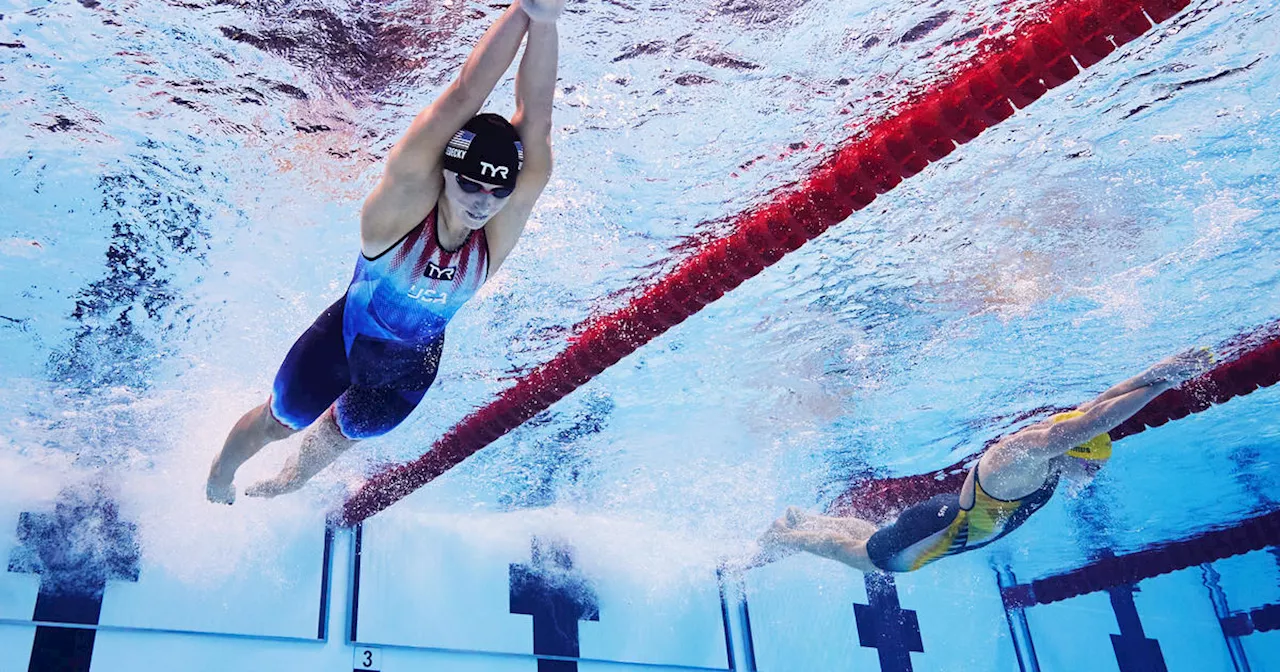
left=442, top=113, right=523, bottom=190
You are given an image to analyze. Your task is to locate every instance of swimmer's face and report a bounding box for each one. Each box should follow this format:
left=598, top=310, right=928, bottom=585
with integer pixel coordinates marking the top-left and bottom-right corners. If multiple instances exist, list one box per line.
left=442, top=169, right=514, bottom=230
left=1057, top=455, right=1105, bottom=492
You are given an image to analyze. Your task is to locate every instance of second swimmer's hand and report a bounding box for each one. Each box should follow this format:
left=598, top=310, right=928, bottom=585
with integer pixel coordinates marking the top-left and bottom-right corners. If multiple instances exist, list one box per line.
left=1148, top=347, right=1215, bottom=385
left=520, top=0, right=565, bottom=23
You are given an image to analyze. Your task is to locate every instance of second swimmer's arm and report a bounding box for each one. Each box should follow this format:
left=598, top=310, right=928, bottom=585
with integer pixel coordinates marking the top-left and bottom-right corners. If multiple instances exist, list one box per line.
left=1041, top=383, right=1173, bottom=454
left=1076, top=348, right=1212, bottom=411
left=1074, top=367, right=1166, bottom=411
left=1010, top=348, right=1214, bottom=460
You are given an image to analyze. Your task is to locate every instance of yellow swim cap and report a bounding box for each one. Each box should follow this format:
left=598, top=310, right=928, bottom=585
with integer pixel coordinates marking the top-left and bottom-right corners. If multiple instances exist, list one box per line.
left=1050, top=411, right=1113, bottom=461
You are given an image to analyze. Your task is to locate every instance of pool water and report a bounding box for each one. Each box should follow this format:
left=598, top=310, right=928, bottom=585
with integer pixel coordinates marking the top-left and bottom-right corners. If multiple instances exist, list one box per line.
left=0, top=0, right=1278, bottom=669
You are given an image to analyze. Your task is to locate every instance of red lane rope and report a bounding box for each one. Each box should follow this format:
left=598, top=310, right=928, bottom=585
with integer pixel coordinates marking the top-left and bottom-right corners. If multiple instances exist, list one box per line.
left=337, top=0, right=1194, bottom=526
left=827, top=320, right=1280, bottom=522
left=1000, top=510, right=1280, bottom=608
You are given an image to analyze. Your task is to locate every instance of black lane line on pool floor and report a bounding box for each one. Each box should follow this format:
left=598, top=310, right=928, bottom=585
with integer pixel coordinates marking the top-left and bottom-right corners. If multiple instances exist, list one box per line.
left=349, top=522, right=364, bottom=643
left=854, top=573, right=923, bottom=672
left=714, top=567, right=736, bottom=671
left=319, top=525, right=335, bottom=640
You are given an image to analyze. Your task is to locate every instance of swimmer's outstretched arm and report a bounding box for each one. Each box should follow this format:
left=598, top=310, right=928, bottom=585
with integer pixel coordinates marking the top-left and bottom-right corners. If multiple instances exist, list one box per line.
left=1017, top=385, right=1173, bottom=460
left=1007, top=348, right=1214, bottom=461
left=486, top=18, right=559, bottom=272
left=362, top=4, right=532, bottom=254
left=512, top=21, right=557, bottom=146
left=1075, top=347, right=1213, bottom=412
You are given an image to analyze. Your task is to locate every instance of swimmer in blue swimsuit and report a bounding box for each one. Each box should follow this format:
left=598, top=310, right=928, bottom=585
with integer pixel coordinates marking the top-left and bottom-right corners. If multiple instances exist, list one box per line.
left=754, top=348, right=1214, bottom=572
left=206, top=0, right=566, bottom=504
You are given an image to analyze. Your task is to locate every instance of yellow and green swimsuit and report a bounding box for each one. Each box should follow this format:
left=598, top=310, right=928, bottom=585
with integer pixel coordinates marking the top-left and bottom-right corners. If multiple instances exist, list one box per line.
left=865, top=466, right=1060, bottom=573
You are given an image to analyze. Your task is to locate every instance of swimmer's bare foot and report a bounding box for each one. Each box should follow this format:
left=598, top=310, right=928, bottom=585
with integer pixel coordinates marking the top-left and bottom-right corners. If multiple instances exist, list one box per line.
left=759, top=510, right=802, bottom=550
left=206, top=466, right=236, bottom=505
left=784, top=505, right=811, bottom=529
left=782, top=505, right=833, bottom=532
left=206, top=479, right=236, bottom=505
left=724, top=530, right=794, bottom=573
left=245, top=470, right=303, bottom=499
left=723, top=540, right=797, bottom=573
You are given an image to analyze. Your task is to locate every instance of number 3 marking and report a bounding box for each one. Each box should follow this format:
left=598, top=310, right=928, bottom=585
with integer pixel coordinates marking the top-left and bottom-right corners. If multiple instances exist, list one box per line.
left=353, top=646, right=381, bottom=670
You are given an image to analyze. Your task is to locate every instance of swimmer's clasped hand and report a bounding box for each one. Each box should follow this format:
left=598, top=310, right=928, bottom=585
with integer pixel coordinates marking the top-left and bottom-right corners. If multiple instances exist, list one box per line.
left=519, top=0, right=565, bottom=23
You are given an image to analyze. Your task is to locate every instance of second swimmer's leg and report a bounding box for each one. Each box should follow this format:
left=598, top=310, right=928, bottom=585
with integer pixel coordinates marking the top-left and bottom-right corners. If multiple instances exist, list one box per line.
left=736, top=507, right=879, bottom=571
left=782, top=506, right=880, bottom=539
left=760, top=515, right=881, bottom=573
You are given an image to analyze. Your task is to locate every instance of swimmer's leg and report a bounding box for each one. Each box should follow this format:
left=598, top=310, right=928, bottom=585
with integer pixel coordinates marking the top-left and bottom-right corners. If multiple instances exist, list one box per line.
left=782, top=506, right=880, bottom=539
left=246, top=378, right=432, bottom=498
left=732, top=507, right=879, bottom=572
left=720, top=510, right=808, bottom=572
left=762, top=517, right=880, bottom=573
left=206, top=297, right=349, bottom=504
left=206, top=402, right=298, bottom=504
left=245, top=406, right=356, bottom=498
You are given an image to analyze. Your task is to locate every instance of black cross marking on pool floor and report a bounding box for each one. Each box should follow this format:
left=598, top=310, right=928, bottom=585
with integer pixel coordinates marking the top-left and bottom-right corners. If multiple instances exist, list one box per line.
left=509, top=538, right=599, bottom=671
left=1108, top=584, right=1168, bottom=672
left=853, top=573, right=923, bottom=672
left=8, top=485, right=140, bottom=672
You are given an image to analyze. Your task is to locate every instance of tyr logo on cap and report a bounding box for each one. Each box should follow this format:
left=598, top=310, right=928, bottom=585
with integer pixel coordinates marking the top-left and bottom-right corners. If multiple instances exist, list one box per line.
left=480, top=162, right=509, bottom=180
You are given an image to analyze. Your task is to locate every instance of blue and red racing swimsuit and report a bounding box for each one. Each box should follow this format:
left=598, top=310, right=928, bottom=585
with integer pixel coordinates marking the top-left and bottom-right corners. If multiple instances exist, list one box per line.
left=269, top=208, right=489, bottom=439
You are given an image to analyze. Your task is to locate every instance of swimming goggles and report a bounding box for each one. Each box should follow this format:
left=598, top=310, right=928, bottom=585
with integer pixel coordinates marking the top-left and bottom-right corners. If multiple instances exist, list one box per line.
left=456, top=173, right=513, bottom=198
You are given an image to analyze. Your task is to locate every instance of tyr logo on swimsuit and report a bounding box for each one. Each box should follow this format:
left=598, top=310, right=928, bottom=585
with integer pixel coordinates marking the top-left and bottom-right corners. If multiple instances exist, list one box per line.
left=425, top=262, right=456, bottom=281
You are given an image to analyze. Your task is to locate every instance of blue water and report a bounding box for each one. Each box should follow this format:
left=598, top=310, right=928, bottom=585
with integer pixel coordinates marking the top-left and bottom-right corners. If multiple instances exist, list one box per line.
left=1, top=0, right=1278, bottom=669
